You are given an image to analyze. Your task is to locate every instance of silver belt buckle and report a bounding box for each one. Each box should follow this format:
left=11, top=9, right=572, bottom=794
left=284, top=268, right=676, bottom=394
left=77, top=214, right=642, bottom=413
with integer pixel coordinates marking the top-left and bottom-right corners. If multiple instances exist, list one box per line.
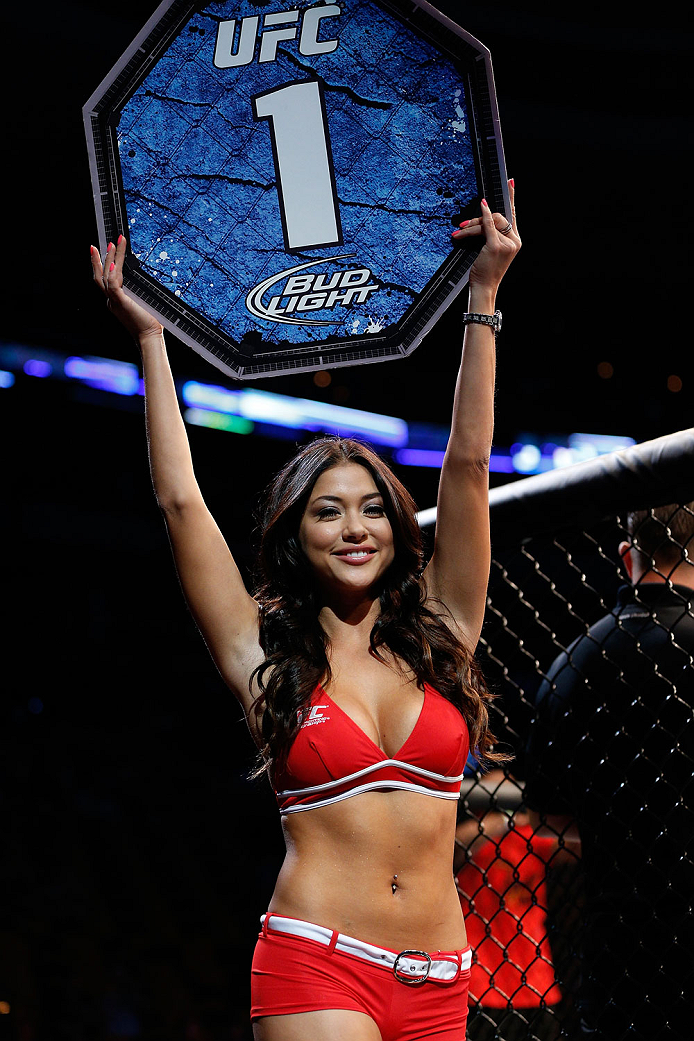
left=393, top=949, right=432, bottom=984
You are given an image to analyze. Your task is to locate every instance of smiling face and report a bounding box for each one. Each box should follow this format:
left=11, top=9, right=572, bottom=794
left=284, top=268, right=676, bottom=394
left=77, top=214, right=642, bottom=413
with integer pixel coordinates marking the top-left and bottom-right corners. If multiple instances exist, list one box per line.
left=298, top=462, right=396, bottom=597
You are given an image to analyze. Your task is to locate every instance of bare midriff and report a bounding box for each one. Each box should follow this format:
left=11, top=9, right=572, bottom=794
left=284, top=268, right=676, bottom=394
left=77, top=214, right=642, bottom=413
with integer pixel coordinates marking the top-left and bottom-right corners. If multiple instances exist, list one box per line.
left=268, top=789, right=467, bottom=952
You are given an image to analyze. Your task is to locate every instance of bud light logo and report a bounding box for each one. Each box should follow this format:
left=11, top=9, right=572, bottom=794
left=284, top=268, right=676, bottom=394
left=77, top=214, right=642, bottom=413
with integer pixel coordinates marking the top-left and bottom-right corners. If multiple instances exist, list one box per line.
left=245, top=254, right=381, bottom=327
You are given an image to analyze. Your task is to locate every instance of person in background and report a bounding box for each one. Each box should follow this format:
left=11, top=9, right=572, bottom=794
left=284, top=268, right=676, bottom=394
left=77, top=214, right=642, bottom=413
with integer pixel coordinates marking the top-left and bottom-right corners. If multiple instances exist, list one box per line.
left=454, top=769, right=564, bottom=1041
left=524, top=503, right=694, bottom=1040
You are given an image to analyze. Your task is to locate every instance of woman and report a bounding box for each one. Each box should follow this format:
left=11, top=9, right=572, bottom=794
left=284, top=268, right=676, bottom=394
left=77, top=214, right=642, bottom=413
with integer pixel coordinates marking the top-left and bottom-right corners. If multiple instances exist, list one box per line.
left=90, top=183, right=520, bottom=1040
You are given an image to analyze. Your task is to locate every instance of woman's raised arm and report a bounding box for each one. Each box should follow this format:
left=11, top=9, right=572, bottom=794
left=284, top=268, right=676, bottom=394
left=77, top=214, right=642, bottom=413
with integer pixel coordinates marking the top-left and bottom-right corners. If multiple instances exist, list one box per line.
left=91, top=237, right=264, bottom=717
left=422, top=182, right=520, bottom=650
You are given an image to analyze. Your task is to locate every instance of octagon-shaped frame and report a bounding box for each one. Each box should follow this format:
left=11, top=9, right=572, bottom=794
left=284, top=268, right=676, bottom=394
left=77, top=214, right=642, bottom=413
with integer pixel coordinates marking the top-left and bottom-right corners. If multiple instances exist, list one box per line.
left=84, top=0, right=509, bottom=379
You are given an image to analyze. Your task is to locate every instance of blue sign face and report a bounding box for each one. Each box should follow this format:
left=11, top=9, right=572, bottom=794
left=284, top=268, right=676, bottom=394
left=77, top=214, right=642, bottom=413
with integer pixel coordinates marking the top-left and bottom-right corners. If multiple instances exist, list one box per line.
left=85, top=1, right=508, bottom=378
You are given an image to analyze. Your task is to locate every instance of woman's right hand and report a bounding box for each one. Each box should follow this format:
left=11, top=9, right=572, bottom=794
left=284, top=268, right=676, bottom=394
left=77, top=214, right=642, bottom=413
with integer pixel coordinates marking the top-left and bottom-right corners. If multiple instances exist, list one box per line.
left=90, top=235, right=164, bottom=341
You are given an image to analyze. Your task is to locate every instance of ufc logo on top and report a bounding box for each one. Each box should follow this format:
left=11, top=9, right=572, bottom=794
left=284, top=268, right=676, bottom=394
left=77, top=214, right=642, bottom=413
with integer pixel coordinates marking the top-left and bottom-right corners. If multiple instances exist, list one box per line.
left=214, top=5, right=342, bottom=68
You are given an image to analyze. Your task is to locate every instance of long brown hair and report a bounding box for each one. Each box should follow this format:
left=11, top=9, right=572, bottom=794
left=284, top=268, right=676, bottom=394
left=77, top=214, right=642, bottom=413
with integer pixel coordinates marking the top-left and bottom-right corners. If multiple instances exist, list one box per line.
left=249, top=437, right=507, bottom=777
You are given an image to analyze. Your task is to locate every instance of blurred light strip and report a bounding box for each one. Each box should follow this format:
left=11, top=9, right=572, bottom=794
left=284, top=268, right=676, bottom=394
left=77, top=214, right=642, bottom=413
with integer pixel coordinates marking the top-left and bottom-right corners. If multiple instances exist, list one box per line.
left=395, top=449, right=444, bottom=468
left=182, top=381, right=242, bottom=414
left=489, top=453, right=516, bottom=473
left=183, top=408, right=254, bottom=434
left=570, top=431, right=636, bottom=454
left=182, top=381, right=408, bottom=447
left=64, top=356, right=140, bottom=396
left=510, top=432, right=637, bottom=474
left=1, top=344, right=636, bottom=476
left=24, top=359, right=52, bottom=377
left=395, top=448, right=515, bottom=473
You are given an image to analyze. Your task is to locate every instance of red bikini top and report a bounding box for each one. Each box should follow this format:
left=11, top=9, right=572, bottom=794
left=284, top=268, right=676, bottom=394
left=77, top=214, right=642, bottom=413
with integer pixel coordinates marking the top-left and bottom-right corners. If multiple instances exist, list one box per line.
left=273, top=683, right=469, bottom=816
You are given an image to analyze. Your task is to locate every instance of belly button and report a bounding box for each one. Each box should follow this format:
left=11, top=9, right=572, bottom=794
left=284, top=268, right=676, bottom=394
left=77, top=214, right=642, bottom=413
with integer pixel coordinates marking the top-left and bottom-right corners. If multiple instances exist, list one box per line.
left=391, top=873, right=398, bottom=894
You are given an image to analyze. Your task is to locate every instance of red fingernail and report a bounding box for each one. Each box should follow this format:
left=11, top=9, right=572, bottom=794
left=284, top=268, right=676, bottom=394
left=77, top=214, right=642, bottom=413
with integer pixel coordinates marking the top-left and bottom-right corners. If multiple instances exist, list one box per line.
left=459, top=220, right=470, bottom=228
left=481, top=199, right=488, bottom=208
left=110, top=262, right=115, bottom=271
left=107, top=242, right=114, bottom=251
left=509, top=178, right=515, bottom=188
left=117, top=234, right=123, bottom=245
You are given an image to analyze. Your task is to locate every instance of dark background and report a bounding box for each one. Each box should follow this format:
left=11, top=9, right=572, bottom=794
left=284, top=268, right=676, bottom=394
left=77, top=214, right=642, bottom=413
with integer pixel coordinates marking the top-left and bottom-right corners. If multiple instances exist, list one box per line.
left=2, top=2, right=693, bottom=1038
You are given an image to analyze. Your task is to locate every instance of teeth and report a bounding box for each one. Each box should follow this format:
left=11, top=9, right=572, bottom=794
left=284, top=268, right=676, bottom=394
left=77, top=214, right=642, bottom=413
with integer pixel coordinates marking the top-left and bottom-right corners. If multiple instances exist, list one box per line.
left=345, top=550, right=369, bottom=557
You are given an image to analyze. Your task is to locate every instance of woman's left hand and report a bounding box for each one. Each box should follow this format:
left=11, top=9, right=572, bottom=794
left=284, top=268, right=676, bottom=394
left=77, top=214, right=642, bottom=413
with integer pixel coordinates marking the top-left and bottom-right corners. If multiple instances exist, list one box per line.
left=451, top=179, right=520, bottom=294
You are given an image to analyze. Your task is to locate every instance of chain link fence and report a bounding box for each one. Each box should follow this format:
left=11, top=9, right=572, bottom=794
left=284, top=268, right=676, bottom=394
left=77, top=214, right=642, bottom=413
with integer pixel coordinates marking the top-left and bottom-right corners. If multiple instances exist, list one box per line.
left=421, top=428, right=694, bottom=1041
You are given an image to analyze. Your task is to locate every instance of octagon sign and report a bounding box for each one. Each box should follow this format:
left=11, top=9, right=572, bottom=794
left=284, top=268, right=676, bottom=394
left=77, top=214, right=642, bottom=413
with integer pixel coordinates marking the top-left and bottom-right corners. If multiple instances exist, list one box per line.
left=84, top=0, right=509, bottom=379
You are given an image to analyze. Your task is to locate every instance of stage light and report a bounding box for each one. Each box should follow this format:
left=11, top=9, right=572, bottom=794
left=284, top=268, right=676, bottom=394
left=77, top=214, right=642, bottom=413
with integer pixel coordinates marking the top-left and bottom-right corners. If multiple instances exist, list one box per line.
left=24, top=359, right=52, bottom=377
left=244, top=390, right=408, bottom=446
left=549, top=433, right=636, bottom=469
left=667, top=375, right=682, bottom=393
left=182, top=381, right=243, bottom=414
left=0, top=343, right=639, bottom=476
left=182, top=381, right=407, bottom=446
left=0, top=1001, right=10, bottom=1014
left=395, top=448, right=445, bottom=468
left=569, top=432, right=636, bottom=454
left=552, top=446, right=575, bottom=469
left=563, top=441, right=598, bottom=464
left=394, top=449, right=515, bottom=472
left=239, top=390, right=306, bottom=429
left=184, top=409, right=254, bottom=435
left=511, top=443, right=542, bottom=474
left=489, top=454, right=516, bottom=474
left=64, top=356, right=140, bottom=396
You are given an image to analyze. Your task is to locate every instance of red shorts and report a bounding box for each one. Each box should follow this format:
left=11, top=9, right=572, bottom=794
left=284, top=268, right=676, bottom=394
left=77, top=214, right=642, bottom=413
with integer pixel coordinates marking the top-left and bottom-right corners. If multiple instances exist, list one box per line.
left=251, top=914, right=471, bottom=1041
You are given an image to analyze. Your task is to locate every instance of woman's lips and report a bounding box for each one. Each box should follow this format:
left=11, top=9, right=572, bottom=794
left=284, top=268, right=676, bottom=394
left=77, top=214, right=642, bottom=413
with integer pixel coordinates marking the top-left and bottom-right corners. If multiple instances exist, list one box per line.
left=333, top=549, right=376, bottom=565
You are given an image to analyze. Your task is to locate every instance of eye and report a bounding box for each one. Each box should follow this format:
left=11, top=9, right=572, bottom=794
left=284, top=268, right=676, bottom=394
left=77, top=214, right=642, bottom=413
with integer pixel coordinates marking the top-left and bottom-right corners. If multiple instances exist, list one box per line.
left=364, top=503, right=386, bottom=516
left=317, top=506, right=340, bottom=519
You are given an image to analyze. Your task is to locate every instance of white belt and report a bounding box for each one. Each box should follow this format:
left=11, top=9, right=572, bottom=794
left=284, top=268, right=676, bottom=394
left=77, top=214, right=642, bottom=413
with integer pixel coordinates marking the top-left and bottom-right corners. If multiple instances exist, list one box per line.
left=261, top=913, right=471, bottom=983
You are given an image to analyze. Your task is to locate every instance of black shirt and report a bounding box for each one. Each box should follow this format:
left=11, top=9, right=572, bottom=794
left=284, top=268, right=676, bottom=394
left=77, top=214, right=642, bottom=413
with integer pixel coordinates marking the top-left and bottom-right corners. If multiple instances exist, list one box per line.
left=525, top=582, right=694, bottom=1033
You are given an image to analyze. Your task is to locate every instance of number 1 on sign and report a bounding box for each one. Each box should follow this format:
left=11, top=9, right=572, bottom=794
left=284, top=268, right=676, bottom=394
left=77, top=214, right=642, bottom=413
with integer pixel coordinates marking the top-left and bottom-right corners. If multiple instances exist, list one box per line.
left=253, top=79, right=343, bottom=253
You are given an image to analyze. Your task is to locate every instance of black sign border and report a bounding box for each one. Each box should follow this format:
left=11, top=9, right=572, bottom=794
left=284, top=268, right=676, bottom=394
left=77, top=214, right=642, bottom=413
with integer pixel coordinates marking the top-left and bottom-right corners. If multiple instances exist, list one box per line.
left=84, top=0, right=509, bottom=379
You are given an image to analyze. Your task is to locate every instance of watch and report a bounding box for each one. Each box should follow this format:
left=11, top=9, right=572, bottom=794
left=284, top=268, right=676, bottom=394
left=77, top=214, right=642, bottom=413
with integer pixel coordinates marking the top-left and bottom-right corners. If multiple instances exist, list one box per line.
left=462, top=310, right=502, bottom=334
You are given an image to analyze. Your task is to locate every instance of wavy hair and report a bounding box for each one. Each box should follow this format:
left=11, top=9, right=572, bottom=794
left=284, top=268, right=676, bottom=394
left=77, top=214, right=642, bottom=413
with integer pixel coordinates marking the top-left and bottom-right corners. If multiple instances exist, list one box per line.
left=249, top=436, right=507, bottom=778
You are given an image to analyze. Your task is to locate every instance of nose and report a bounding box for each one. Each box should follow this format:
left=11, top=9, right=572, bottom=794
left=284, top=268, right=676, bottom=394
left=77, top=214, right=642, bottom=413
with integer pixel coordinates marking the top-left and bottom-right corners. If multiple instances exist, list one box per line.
left=342, top=511, right=368, bottom=541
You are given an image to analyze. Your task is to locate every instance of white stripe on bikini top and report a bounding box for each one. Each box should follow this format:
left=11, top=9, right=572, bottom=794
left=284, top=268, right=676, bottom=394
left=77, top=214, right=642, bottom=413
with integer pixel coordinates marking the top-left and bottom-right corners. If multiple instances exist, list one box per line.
left=276, top=759, right=466, bottom=815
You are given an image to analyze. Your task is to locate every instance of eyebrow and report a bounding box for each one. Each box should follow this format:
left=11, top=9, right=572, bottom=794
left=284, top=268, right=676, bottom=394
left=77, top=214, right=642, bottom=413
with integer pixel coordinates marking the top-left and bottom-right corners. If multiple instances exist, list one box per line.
left=311, top=492, right=383, bottom=504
